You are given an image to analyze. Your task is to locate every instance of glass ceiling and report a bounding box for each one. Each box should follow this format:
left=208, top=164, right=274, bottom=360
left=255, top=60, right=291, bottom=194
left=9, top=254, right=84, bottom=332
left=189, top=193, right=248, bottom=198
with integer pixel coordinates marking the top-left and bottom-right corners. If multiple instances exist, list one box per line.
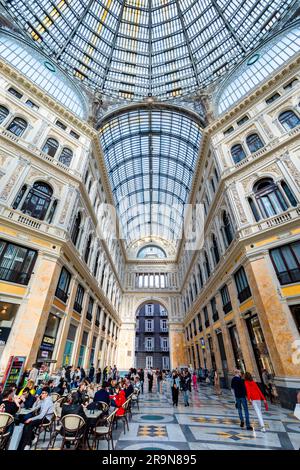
left=4, top=0, right=295, bottom=102
left=99, top=105, right=202, bottom=248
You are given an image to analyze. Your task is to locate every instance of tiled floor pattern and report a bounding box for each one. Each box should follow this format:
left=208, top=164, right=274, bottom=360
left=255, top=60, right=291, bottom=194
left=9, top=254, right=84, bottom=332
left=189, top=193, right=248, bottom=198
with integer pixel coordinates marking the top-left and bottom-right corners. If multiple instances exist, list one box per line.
left=35, top=383, right=300, bottom=450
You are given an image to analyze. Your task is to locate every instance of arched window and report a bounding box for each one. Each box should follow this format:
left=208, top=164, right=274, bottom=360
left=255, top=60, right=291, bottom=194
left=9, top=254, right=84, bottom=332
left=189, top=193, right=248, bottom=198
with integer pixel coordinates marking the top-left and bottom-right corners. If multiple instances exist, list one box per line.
left=20, top=181, right=53, bottom=220
left=212, top=234, right=220, bottom=265
left=231, top=144, right=246, bottom=164
left=59, top=147, right=73, bottom=167
left=278, top=110, right=300, bottom=131
left=222, top=211, right=234, bottom=247
left=246, top=133, right=264, bottom=153
left=7, top=117, right=27, bottom=136
left=253, top=178, right=288, bottom=218
left=0, top=105, right=9, bottom=124
left=204, top=251, right=211, bottom=278
left=42, top=138, right=59, bottom=157
left=84, top=234, right=92, bottom=263
left=71, top=212, right=81, bottom=246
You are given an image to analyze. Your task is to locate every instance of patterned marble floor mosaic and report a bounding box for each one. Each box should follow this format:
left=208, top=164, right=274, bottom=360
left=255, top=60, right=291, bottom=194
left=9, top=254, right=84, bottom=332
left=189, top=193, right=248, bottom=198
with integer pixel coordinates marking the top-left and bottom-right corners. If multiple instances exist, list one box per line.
left=35, top=383, right=300, bottom=451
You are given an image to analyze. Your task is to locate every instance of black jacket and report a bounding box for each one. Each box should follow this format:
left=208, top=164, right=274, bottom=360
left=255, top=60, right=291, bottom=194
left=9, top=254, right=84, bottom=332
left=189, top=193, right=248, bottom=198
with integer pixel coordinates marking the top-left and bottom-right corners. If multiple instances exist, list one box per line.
left=61, top=403, right=87, bottom=422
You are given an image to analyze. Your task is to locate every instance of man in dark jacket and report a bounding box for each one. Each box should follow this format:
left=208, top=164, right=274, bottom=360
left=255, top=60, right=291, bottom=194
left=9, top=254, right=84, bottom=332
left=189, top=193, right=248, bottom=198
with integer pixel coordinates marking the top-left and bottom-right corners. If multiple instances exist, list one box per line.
left=231, top=369, right=253, bottom=430
left=88, top=364, right=95, bottom=382
left=94, top=383, right=110, bottom=406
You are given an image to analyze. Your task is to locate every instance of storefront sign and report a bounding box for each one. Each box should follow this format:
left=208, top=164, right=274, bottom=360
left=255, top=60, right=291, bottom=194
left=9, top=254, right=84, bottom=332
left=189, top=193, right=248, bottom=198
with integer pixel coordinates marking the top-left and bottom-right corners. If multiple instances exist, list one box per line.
left=1, top=356, right=26, bottom=391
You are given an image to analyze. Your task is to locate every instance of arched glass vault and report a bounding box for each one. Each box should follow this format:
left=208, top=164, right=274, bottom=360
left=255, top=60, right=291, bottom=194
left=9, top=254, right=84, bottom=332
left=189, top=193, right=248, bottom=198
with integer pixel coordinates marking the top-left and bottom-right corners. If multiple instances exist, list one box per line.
left=4, top=0, right=295, bottom=101
left=99, top=104, right=203, bottom=248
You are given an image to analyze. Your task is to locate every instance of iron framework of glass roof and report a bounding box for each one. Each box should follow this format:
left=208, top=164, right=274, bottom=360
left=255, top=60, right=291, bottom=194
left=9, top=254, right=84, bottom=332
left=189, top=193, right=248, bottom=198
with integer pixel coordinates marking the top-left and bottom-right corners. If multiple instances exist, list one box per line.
left=3, top=0, right=296, bottom=102
left=99, top=105, right=203, bottom=248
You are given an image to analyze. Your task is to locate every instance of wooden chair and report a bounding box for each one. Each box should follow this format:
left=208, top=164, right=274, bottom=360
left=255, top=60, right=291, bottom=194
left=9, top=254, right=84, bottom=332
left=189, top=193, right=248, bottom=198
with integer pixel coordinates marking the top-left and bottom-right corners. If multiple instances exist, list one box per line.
left=131, top=389, right=140, bottom=411
left=0, top=413, right=14, bottom=450
left=32, top=413, right=55, bottom=449
left=91, top=409, right=116, bottom=450
left=97, top=401, right=109, bottom=413
left=50, top=393, right=61, bottom=403
left=48, top=414, right=86, bottom=450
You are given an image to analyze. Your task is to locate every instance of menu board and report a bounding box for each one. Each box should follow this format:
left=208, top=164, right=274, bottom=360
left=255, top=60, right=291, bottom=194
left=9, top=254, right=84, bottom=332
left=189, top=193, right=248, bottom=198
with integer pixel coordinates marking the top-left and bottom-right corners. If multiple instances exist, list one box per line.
left=1, top=356, right=26, bottom=391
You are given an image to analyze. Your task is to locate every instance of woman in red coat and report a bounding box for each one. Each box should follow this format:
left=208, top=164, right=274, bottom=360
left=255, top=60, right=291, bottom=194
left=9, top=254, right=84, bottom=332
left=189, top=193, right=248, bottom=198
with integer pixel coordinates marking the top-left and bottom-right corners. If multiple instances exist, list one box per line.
left=244, top=372, right=267, bottom=432
left=110, top=385, right=126, bottom=416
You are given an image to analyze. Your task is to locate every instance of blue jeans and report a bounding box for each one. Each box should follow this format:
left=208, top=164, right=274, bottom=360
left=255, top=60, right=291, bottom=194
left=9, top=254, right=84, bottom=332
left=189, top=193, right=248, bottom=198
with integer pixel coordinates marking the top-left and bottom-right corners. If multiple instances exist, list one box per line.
left=183, top=390, right=189, bottom=405
left=236, top=397, right=250, bottom=427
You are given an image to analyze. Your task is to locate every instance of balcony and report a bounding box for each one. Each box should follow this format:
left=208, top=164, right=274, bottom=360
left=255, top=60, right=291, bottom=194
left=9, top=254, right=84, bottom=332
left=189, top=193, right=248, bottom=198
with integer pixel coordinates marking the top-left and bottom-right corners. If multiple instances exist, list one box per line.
left=162, top=347, right=169, bottom=352
left=0, top=267, right=31, bottom=286
left=223, top=302, right=232, bottom=314
left=55, top=287, right=68, bottom=303
left=238, top=286, right=252, bottom=304
left=145, top=348, right=154, bottom=352
left=73, top=301, right=82, bottom=313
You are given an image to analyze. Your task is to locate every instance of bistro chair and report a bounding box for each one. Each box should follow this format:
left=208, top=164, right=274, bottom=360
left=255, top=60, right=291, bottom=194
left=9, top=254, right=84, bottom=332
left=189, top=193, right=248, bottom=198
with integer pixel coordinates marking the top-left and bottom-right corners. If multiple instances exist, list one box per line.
left=115, top=398, right=130, bottom=434
left=50, top=393, right=60, bottom=403
left=0, top=413, right=14, bottom=450
left=58, top=414, right=86, bottom=450
left=32, top=413, right=55, bottom=449
left=91, top=409, right=117, bottom=450
left=131, top=389, right=140, bottom=411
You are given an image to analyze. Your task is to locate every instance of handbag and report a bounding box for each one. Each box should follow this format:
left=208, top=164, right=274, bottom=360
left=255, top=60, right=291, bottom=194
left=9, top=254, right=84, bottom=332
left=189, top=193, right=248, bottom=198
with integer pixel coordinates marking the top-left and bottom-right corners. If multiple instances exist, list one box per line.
left=294, top=403, right=300, bottom=420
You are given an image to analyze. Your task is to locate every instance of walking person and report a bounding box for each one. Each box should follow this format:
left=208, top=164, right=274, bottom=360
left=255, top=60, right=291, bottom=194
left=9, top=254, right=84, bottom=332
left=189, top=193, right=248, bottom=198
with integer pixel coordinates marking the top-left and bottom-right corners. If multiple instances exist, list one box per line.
left=192, top=371, right=198, bottom=391
left=147, top=368, right=153, bottom=393
left=88, top=363, right=95, bottom=382
left=171, top=371, right=180, bottom=406
left=231, top=369, right=253, bottom=430
left=244, top=372, right=268, bottom=432
left=214, top=370, right=222, bottom=396
left=96, top=368, right=102, bottom=384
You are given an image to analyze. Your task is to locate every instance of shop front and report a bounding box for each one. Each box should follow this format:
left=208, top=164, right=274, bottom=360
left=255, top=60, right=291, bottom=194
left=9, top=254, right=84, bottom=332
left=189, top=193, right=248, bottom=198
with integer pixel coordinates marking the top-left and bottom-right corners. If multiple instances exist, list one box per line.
left=37, top=313, right=61, bottom=364
left=63, top=323, right=78, bottom=367
left=228, top=324, right=246, bottom=373
left=245, top=313, right=274, bottom=381
left=78, top=331, right=89, bottom=367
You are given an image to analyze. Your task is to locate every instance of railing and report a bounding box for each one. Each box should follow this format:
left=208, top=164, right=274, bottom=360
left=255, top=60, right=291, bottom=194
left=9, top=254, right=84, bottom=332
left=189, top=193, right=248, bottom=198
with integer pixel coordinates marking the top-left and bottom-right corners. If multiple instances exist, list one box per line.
left=0, top=267, right=31, bottom=285
left=1, top=128, right=20, bottom=143
left=55, top=288, right=68, bottom=303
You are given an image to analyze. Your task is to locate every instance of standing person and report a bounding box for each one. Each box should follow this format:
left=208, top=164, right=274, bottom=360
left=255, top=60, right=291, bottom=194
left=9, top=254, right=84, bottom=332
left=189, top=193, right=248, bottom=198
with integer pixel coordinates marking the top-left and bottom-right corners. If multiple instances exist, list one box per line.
left=147, top=368, right=153, bottom=393
left=96, top=368, right=102, bottom=384
left=28, top=364, right=39, bottom=385
left=244, top=372, right=268, bottom=432
left=171, top=371, right=180, bottom=407
left=262, top=369, right=274, bottom=404
left=89, top=363, right=95, bottom=382
left=156, top=369, right=162, bottom=394
left=192, top=371, right=198, bottom=391
left=231, top=369, right=253, bottom=430
left=181, top=371, right=191, bottom=406
left=138, top=369, right=144, bottom=394
left=80, top=367, right=86, bottom=381
left=214, top=370, right=222, bottom=396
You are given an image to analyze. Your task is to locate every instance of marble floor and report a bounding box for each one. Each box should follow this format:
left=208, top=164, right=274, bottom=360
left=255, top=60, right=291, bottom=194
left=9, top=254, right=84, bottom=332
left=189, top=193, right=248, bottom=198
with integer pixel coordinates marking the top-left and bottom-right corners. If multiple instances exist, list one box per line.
left=35, top=383, right=300, bottom=451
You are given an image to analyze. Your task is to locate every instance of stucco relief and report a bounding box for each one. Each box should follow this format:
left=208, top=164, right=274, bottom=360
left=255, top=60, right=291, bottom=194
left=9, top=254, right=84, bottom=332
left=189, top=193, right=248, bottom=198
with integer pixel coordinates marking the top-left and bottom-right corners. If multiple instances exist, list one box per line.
left=32, top=120, right=49, bottom=145
left=0, top=153, right=10, bottom=169
left=59, top=186, right=74, bottom=224
left=280, top=152, right=300, bottom=188
left=0, top=157, right=28, bottom=200
left=257, top=114, right=275, bottom=140
left=228, top=182, right=248, bottom=225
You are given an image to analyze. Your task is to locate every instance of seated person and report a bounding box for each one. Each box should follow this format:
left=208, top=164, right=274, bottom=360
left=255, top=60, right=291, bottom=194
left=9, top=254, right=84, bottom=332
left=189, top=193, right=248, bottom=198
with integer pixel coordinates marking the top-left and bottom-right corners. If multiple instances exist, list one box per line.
left=18, top=387, right=54, bottom=450
left=0, top=389, right=20, bottom=416
left=109, top=385, right=126, bottom=417
left=18, top=379, right=36, bottom=397
left=124, top=379, right=134, bottom=399
left=54, top=378, right=69, bottom=396
left=61, top=393, right=87, bottom=422
left=73, top=382, right=87, bottom=405
left=93, top=383, right=110, bottom=406
left=18, top=387, right=36, bottom=409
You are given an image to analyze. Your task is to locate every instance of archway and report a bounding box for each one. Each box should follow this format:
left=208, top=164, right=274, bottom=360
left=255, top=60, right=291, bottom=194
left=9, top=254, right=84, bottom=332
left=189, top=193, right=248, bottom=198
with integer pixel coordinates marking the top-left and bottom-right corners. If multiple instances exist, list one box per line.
left=135, top=301, right=170, bottom=370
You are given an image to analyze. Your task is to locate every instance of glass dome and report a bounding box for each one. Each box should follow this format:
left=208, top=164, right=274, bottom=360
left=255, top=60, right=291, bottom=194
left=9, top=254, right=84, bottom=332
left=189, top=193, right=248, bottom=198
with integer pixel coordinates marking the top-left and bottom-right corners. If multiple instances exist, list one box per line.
left=4, top=0, right=295, bottom=102
left=0, top=31, right=88, bottom=119
left=215, top=24, right=300, bottom=115
left=99, top=104, right=203, bottom=247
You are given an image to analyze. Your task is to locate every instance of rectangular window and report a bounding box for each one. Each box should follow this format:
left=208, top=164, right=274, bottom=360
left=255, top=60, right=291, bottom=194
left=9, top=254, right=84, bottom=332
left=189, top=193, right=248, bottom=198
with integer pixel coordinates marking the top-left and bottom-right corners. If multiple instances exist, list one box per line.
left=25, top=100, right=39, bottom=110
left=55, top=267, right=71, bottom=303
left=8, top=87, right=22, bottom=99
left=237, top=115, right=249, bottom=126
left=193, top=318, right=197, bottom=335
left=223, top=126, right=234, bottom=136
left=161, top=337, right=169, bottom=351
left=0, top=240, right=37, bottom=285
left=73, top=284, right=84, bottom=313
left=146, top=304, right=154, bottom=315
left=234, top=267, right=251, bottom=303
left=283, top=78, right=298, bottom=90
left=265, top=93, right=280, bottom=104
left=56, top=120, right=67, bottom=130
left=220, top=284, right=232, bottom=314
left=197, top=312, right=203, bottom=332
left=203, top=306, right=210, bottom=328
left=145, top=337, right=154, bottom=351
left=145, top=319, right=154, bottom=332
left=270, top=241, right=300, bottom=285
left=70, top=130, right=80, bottom=139
left=146, top=356, right=153, bottom=368
left=160, top=306, right=167, bottom=316
left=160, top=319, right=168, bottom=332
left=95, top=306, right=101, bottom=327
left=210, top=297, right=219, bottom=322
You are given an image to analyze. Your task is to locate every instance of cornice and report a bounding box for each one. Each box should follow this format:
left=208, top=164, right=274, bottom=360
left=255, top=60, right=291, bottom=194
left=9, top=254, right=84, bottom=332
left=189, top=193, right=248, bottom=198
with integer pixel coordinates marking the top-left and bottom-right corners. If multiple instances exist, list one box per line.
left=0, top=61, right=94, bottom=137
